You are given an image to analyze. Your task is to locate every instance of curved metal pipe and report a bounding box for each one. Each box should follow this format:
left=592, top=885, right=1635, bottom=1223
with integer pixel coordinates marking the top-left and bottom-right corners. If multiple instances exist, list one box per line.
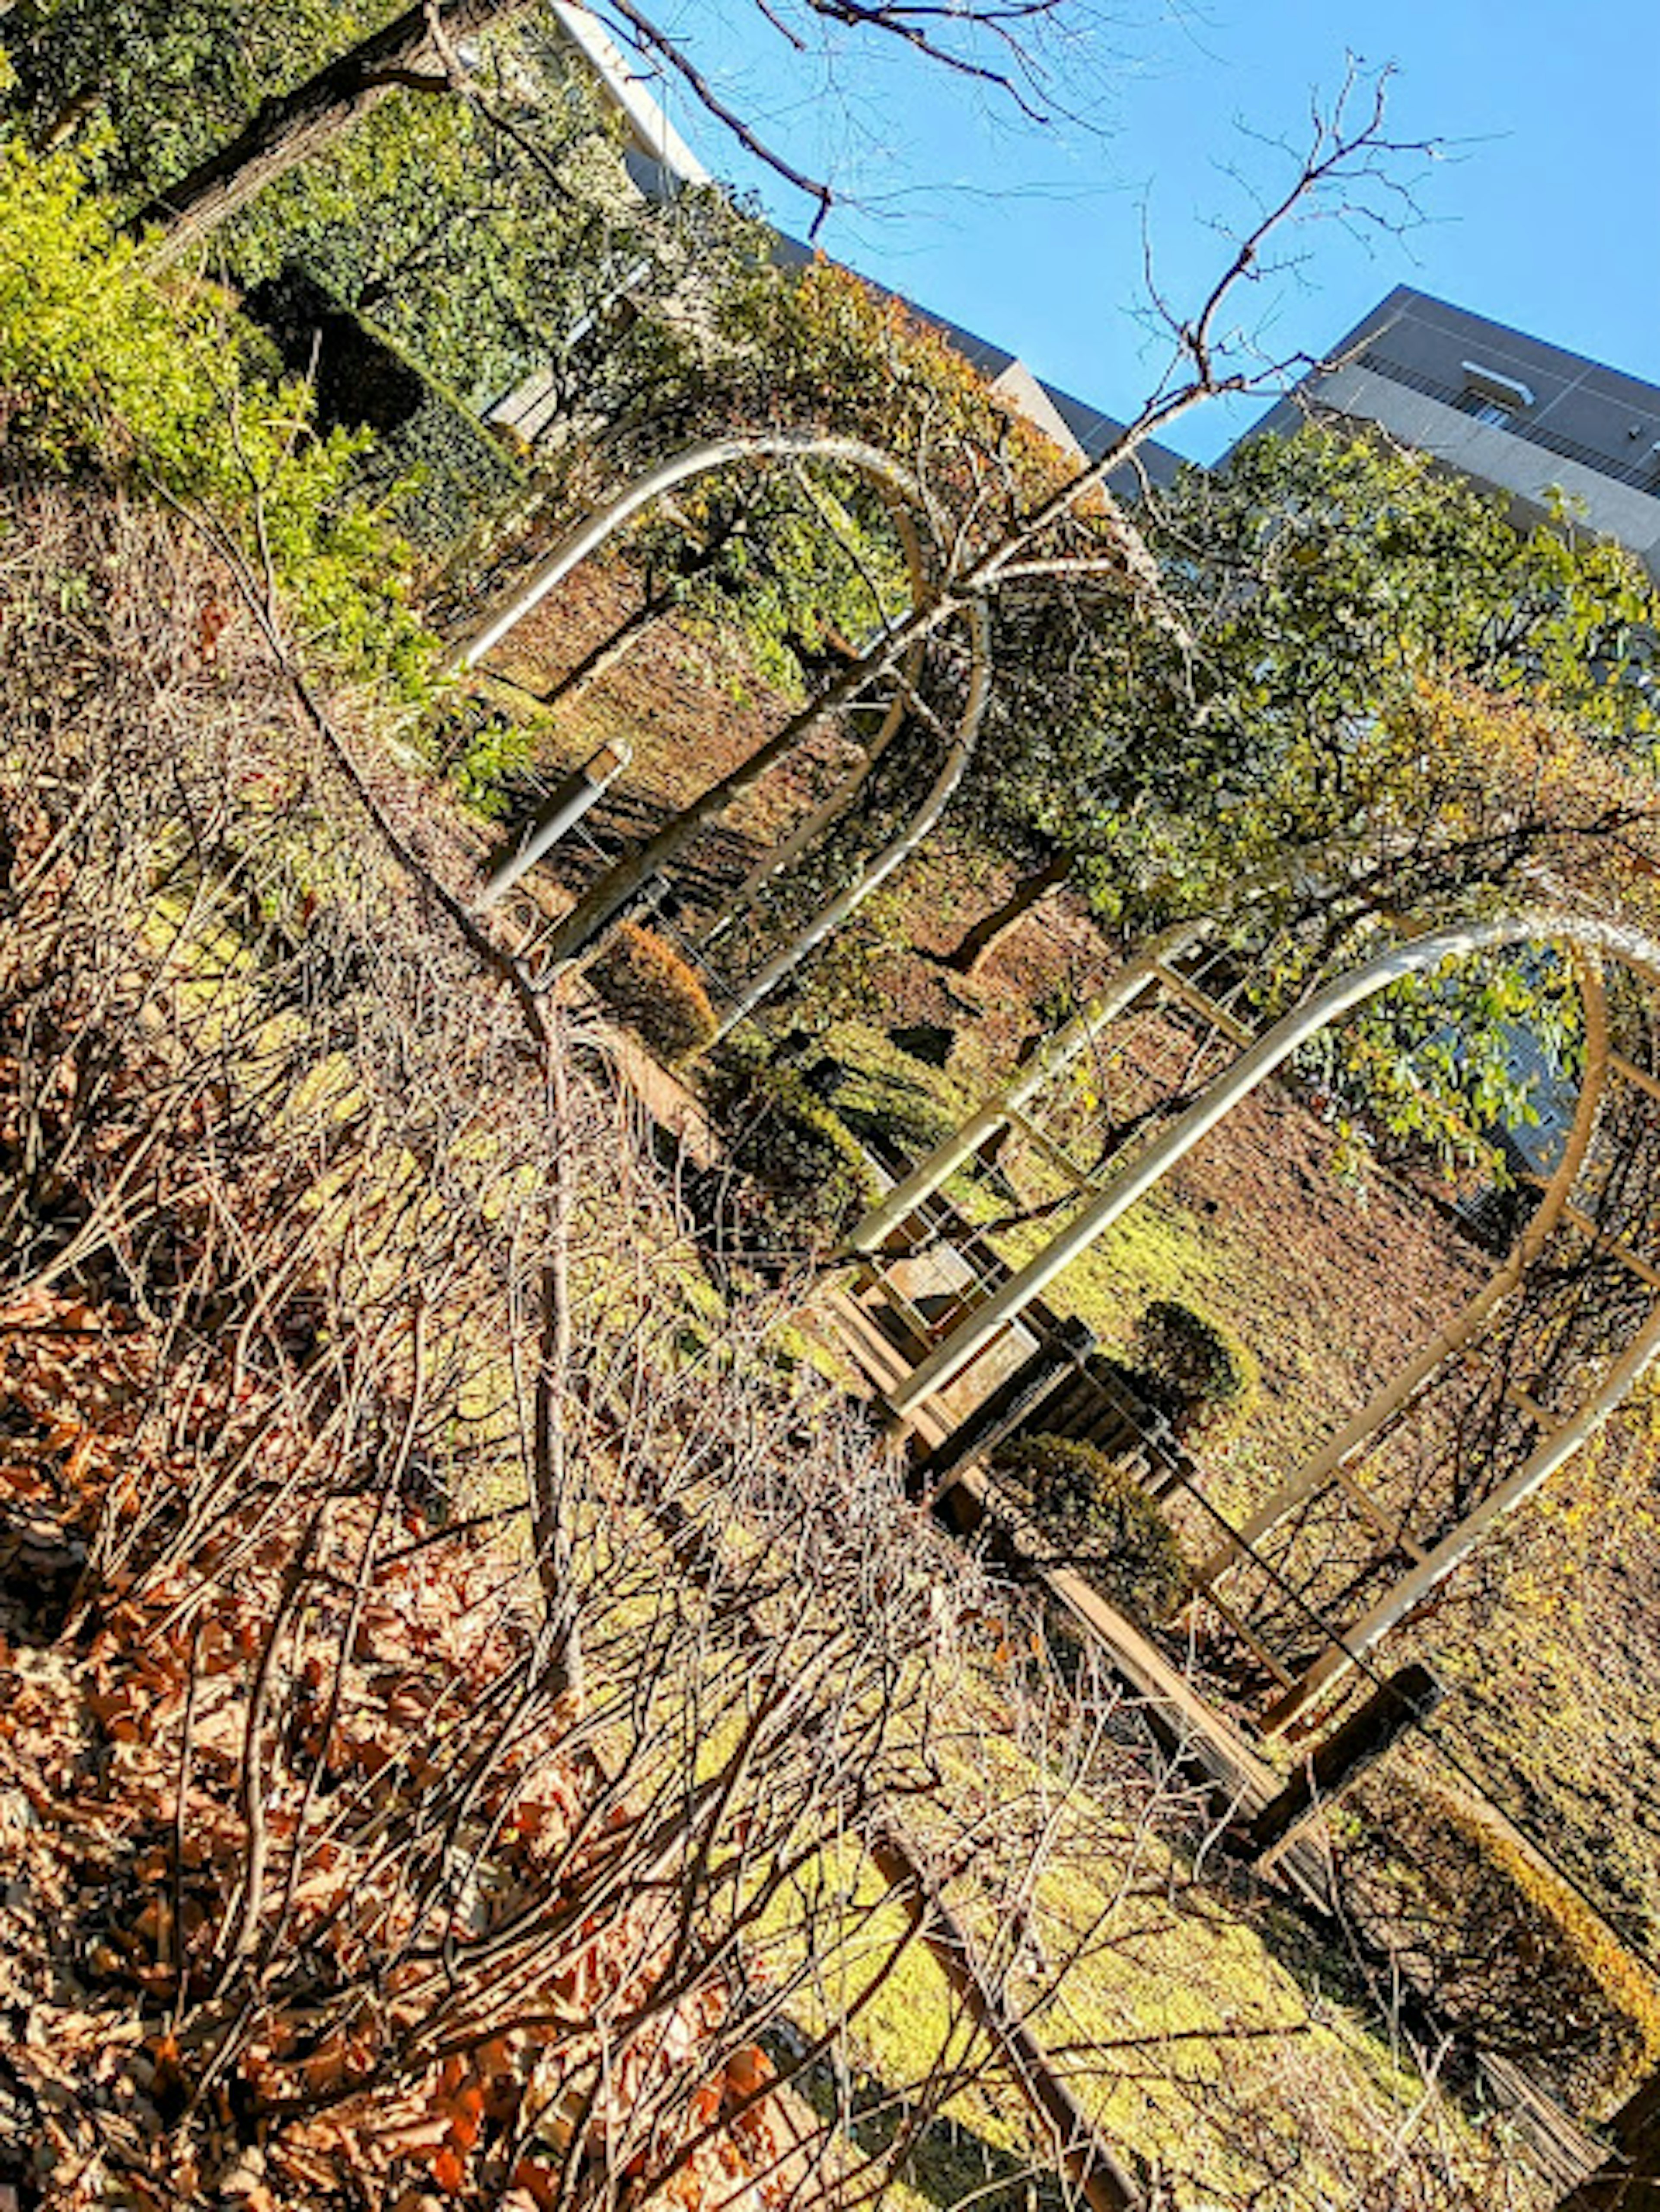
left=714, top=595, right=996, bottom=1037
left=450, top=431, right=961, bottom=1005
left=843, top=918, right=1212, bottom=1258
left=697, top=493, right=932, bottom=948
left=451, top=433, right=930, bottom=671
left=888, top=908, right=1660, bottom=1420
left=1265, top=1281, right=1660, bottom=1733
left=840, top=831, right=1459, bottom=1263
left=1194, top=947, right=1612, bottom=1586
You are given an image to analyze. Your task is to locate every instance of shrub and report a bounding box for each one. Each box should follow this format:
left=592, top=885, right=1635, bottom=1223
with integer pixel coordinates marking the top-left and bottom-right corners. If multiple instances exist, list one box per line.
left=831, top=1062, right=961, bottom=1161
left=586, top=924, right=718, bottom=1063
left=1348, top=1775, right=1660, bottom=2114
left=446, top=705, right=540, bottom=819
left=0, top=144, right=431, bottom=693
left=705, top=1060, right=881, bottom=1257
left=1128, top=1298, right=1258, bottom=1443
left=993, top=1434, right=1192, bottom=1622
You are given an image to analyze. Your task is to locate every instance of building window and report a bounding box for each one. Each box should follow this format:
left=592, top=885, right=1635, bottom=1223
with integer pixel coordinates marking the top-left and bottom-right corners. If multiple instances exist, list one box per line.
left=1456, top=360, right=1534, bottom=429
left=1458, top=392, right=1517, bottom=428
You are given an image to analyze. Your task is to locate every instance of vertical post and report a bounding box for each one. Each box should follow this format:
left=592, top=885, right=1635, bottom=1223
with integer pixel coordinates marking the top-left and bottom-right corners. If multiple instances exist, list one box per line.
left=1260, top=1289, right=1660, bottom=1736
left=1242, top=1663, right=1443, bottom=1867
left=842, top=920, right=1208, bottom=1260
left=1558, top=2075, right=1660, bottom=2210
left=907, top=1318, right=1095, bottom=1501
left=885, top=915, right=1625, bottom=1424
left=476, top=739, right=632, bottom=911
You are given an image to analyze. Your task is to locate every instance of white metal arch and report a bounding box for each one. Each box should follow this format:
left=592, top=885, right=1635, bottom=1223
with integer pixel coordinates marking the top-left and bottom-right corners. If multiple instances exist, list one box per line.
left=450, top=432, right=993, bottom=1021
left=713, top=593, right=994, bottom=1035
left=452, top=432, right=929, bottom=672
left=855, top=907, right=1660, bottom=1724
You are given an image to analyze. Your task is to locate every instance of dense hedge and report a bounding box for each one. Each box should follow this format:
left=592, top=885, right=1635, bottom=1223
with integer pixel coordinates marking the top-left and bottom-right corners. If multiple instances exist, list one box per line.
left=823, top=1059, right=960, bottom=1159
left=586, top=924, right=719, bottom=1063
left=993, top=1434, right=1192, bottom=1622
left=245, top=267, right=526, bottom=554
left=0, top=146, right=431, bottom=690
left=1349, top=1775, right=1660, bottom=2113
left=1129, top=1299, right=1259, bottom=1443
left=705, top=1060, right=881, bottom=1257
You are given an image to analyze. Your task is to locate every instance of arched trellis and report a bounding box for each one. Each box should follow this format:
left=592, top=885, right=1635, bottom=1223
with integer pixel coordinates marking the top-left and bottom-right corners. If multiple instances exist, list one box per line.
left=451, top=434, right=993, bottom=1020
left=713, top=592, right=993, bottom=1037
left=453, top=432, right=931, bottom=673
left=845, top=907, right=1660, bottom=1730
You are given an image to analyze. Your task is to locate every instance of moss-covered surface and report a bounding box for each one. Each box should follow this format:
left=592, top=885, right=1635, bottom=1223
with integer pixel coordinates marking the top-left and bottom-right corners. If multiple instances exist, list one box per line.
left=764, top=1741, right=1546, bottom=2212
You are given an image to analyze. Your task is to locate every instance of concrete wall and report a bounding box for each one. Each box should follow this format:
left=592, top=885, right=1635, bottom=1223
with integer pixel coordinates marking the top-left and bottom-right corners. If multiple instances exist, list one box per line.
left=1309, top=362, right=1660, bottom=580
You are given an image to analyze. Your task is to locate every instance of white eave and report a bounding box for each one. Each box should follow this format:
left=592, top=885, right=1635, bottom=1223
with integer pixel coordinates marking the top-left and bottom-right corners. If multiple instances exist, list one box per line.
left=548, top=1, right=713, bottom=186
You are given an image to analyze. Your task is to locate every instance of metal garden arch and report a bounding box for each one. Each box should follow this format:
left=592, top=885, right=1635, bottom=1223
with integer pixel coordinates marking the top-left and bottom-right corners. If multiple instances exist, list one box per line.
left=452, top=433, right=993, bottom=1021
left=846, top=907, right=1660, bottom=1730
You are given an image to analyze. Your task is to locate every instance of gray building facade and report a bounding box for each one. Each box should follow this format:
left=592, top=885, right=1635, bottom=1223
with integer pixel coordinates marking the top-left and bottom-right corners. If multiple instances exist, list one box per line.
left=1250, top=287, right=1660, bottom=1193
left=1248, top=285, right=1660, bottom=581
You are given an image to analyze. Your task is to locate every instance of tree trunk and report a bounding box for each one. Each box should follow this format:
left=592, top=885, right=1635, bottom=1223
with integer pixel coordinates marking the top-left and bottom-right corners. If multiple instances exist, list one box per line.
left=131, top=0, right=529, bottom=251
left=535, top=501, right=767, bottom=710
left=538, top=606, right=937, bottom=970
left=538, top=583, right=676, bottom=711
left=943, top=846, right=1072, bottom=977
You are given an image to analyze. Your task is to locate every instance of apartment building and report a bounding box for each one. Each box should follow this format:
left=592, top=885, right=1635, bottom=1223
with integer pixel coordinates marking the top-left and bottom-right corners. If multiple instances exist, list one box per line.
left=1247, top=284, right=1660, bottom=581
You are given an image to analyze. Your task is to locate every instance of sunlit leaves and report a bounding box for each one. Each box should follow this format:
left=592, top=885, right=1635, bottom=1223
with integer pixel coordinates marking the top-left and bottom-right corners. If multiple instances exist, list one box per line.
left=0, top=139, right=431, bottom=688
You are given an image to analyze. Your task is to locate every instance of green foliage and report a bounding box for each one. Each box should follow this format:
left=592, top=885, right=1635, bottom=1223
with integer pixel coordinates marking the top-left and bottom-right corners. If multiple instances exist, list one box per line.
left=704, top=257, right=1144, bottom=696
left=585, top=271, right=937, bottom=699
left=981, top=425, right=1660, bottom=931
left=444, top=704, right=539, bottom=818
left=587, top=923, right=719, bottom=1063
left=1129, top=1299, right=1259, bottom=1443
left=224, top=45, right=613, bottom=402
left=665, top=467, right=910, bottom=702
left=705, top=1057, right=880, bottom=1255
left=827, top=1056, right=961, bottom=1158
left=735, top=1018, right=976, bottom=1179
left=247, top=266, right=526, bottom=553
left=1, top=0, right=390, bottom=203
left=966, top=425, right=1660, bottom=1172
left=375, top=394, right=525, bottom=554
left=220, top=32, right=769, bottom=441
left=1180, top=426, right=1660, bottom=753
left=0, top=138, right=431, bottom=690
left=993, top=1434, right=1192, bottom=1621
left=6, top=3, right=772, bottom=491
left=718, top=257, right=1078, bottom=509
left=1353, top=1775, right=1660, bottom=2114
left=1290, top=942, right=1585, bottom=1179
left=7, top=4, right=772, bottom=496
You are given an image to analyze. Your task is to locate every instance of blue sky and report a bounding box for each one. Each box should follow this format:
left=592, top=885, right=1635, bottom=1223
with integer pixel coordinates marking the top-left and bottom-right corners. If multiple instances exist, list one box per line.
left=638, top=0, right=1659, bottom=462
